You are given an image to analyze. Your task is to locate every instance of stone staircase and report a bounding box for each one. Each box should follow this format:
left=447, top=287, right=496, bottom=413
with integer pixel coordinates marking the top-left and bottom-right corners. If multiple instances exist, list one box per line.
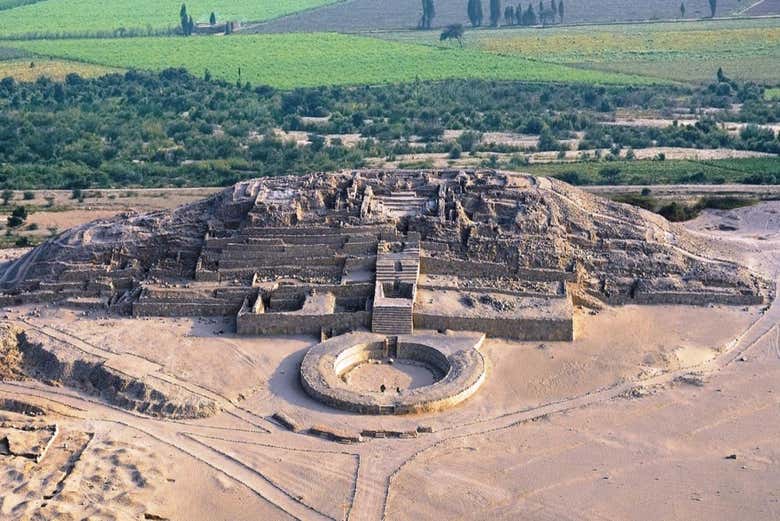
left=371, top=299, right=414, bottom=335
left=375, top=246, right=420, bottom=284
left=371, top=238, right=421, bottom=336
left=375, top=191, right=429, bottom=218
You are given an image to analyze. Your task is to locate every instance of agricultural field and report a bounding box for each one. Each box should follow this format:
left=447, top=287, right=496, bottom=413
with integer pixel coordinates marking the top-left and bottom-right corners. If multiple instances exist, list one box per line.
left=383, top=18, right=780, bottom=83
left=515, top=157, right=780, bottom=185
left=766, top=87, right=780, bottom=100
left=0, top=0, right=340, bottom=38
left=7, top=33, right=656, bottom=88
left=252, top=0, right=751, bottom=34
left=0, top=58, right=120, bottom=81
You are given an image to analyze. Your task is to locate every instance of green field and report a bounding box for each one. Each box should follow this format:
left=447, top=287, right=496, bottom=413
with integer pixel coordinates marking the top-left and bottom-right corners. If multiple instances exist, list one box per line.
left=767, top=88, right=780, bottom=101
left=0, top=0, right=339, bottom=37
left=8, top=33, right=659, bottom=88
left=513, top=157, right=780, bottom=185
left=383, top=18, right=780, bottom=83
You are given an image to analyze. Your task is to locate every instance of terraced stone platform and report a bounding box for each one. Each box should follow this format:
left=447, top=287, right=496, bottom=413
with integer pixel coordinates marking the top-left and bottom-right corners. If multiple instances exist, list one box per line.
left=0, top=168, right=769, bottom=348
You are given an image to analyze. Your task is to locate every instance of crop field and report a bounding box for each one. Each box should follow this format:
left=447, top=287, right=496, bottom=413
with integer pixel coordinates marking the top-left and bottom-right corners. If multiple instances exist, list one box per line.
left=0, top=0, right=340, bottom=38
left=253, top=0, right=750, bottom=34
left=383, top=18, right=780, bottom=83
left=7, top=33, right=658, bottom=88
left=518, top=157, right=780, bottom=185
left=767, top=88, right=780, bottom=100
left=0, top=58, right=120, bottom=80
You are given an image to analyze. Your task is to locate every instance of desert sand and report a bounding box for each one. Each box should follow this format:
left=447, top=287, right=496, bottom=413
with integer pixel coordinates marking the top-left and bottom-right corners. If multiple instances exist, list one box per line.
left=0, top=200, right=777, bottom=521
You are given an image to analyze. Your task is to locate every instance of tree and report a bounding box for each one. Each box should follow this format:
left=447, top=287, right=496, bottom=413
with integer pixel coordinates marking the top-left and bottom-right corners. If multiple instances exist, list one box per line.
left=467, top=0, right=483, bottom=27
left=7, top=206, right=27, bottom=228
left=523, top=3, right=537, bottom=25
left=550, top=0, right=557, bottom=18
left=53, top=83, right=65, bottom=103
left=440, top=24, right=465, bottom=47
left=708, top=0, right=716, bottom=17
left=180, top=4, right=190, bottom=35
left=2, top=189, right=13, bottom=206
left=515, top=5, right=523, bottom=24
left=680, top=1, right=686, bottom=17
left=209, top=11, right=216, bottom=25
left=420, top=0, right=435, bottom=29
left=539, top=7, right=553, bottom=24
left=558, top=0, right=564, bottom=22
left=490, top=0, right=502, bottom=26
left=504, top=5, right=515, bottom=25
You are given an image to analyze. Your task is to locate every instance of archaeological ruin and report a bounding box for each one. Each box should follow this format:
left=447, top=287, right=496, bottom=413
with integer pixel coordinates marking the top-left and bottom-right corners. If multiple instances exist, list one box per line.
left=0, top=169, right=770, bottom=414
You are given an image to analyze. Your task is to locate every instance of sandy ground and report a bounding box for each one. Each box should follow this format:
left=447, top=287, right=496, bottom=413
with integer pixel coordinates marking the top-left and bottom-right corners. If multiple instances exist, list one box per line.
left=0, top=188, right=221, bottom=247
left=604, top=117, right=780, bottom=137
left=0, top=200, right=778, bottom=520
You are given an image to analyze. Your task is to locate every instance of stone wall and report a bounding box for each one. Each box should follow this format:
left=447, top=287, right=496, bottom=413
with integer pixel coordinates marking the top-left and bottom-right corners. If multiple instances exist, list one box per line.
left=413, top=313, right=574, bottom=341
left=420, top=257, right=575, bottom=282
left=599, top=290, right=766, bottom=307
left=236, top=309, right=371, bottom=336
left=133, top=301, right=242, bottom=317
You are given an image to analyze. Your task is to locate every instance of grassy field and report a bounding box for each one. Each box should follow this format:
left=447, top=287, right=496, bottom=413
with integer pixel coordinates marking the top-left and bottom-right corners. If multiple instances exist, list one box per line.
left=515, top=157, right=780, bottom=185
left=767, top=88, right=780, bottom=100
left=0, top=0, right=43, bottom=11
left=0, top=0, right=340, bottom=38
left=7, top=33, right=660, bottom=88
left=0, top=58, right=121, bottom=80
left=382, top=18, right=780, bottom=83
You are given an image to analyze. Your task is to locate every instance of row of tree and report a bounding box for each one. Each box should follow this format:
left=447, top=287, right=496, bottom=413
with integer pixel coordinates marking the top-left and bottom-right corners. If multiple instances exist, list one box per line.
left=424, top=0, right=716, bottom=30
left=468, top=0, right=564, bottom=28
left=505, top=1, right=564, bottom=26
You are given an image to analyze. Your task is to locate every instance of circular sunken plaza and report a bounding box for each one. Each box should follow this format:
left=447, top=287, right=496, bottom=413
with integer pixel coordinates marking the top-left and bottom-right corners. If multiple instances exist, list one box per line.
left=300, top=332, right=487, bottom=415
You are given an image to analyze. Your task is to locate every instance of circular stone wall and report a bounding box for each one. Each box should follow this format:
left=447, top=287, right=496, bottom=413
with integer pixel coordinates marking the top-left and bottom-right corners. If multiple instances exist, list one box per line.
left=300, top=333, right=486, bottom=415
